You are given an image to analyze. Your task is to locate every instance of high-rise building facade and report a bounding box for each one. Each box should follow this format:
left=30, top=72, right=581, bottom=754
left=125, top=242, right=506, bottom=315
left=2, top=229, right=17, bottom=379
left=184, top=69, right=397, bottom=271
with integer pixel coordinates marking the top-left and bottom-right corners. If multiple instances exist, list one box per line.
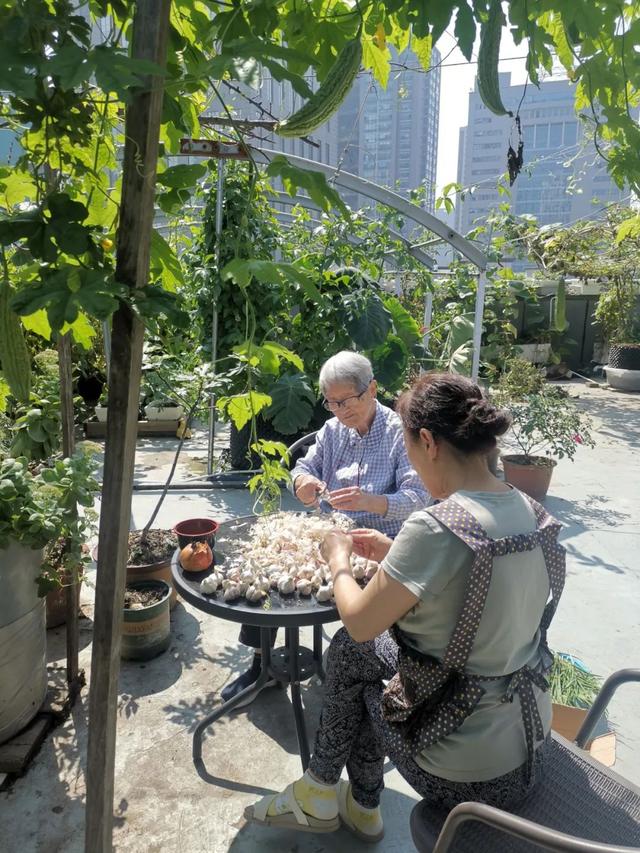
left=336, top=46, right=441, bottom=212
left=456, top=73, right=628, bottom=237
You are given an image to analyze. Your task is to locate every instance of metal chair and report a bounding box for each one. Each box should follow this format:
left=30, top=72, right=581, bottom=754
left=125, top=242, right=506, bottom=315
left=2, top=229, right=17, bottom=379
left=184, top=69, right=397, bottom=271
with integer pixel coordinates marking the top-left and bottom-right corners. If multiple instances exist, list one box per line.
left=286, top=431, right=318, bottom=469
left=410, top=669, right=640, bottom=852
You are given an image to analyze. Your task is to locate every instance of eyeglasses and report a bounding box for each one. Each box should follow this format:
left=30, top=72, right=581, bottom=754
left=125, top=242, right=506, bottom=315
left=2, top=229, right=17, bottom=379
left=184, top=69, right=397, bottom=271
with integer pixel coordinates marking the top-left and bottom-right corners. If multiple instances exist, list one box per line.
left=322, top=382, right=372, bottom=411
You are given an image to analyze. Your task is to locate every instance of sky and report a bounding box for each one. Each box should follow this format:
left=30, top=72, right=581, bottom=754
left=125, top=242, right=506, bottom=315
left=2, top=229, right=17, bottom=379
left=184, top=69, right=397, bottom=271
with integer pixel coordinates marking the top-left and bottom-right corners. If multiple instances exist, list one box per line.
left=435, top=30, right=531, bottom=193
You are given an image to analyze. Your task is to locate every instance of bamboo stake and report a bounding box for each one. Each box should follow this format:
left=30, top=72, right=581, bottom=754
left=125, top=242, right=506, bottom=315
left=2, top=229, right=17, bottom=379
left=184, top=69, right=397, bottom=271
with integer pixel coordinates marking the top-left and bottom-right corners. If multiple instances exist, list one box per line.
left=57, top=332, right=80, bottom=690
left=84, top=3, right=171, bottom=850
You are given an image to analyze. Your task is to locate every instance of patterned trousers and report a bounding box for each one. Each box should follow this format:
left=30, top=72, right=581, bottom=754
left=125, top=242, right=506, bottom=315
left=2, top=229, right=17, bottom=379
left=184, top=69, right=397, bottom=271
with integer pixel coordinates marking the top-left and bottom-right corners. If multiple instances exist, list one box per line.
left=309, top=628, right=549, bottom=809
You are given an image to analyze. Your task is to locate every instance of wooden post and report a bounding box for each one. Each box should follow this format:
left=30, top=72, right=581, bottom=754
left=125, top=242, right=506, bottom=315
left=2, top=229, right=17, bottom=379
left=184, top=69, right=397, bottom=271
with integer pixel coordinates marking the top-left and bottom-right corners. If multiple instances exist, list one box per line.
left=84, top=4, right=171, bottom=851
left=57, top=332, right=80, bottom=689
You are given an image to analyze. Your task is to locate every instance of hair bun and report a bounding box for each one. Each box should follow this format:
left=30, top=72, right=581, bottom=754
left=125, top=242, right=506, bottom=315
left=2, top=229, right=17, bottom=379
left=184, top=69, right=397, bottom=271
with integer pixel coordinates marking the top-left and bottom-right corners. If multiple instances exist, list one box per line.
left=458, top=398, right=510, bottom=442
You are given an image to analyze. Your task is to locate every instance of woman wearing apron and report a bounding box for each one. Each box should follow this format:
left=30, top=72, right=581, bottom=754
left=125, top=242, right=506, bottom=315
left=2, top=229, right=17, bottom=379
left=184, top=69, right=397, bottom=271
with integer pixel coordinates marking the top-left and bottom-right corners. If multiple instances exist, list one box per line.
left=245, top=372, right=565, bottom=843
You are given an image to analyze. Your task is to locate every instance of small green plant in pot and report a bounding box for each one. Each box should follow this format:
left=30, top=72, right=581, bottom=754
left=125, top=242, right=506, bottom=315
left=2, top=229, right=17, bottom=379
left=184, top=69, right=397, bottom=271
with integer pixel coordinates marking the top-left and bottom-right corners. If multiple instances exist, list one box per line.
left=496, top=360, right=594, bottom=501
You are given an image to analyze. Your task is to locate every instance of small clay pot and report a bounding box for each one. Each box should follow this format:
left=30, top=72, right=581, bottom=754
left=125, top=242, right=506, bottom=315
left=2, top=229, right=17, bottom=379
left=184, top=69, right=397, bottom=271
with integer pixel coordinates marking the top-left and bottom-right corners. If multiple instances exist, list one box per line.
left=173, top=518, right=219, bottom=550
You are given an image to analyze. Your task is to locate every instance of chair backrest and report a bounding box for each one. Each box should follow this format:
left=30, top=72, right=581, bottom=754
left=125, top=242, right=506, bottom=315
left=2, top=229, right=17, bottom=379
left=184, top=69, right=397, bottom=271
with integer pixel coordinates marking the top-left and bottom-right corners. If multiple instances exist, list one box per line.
left=286, top=431, right=317, bottom=469
left=410, top=735, right=640, bottom=853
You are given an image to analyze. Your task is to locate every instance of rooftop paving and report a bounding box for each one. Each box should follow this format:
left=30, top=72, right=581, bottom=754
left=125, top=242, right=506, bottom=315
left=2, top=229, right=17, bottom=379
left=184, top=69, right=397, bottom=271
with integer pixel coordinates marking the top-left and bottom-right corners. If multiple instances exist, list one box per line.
left=1, top=381, right=639, bottom=852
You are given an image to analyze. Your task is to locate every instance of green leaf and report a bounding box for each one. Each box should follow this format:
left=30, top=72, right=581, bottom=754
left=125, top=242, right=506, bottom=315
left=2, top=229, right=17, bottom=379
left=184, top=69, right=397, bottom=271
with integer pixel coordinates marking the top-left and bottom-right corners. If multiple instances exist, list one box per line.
left=156, top=163, right=207, bottom=189
left=383, top=296, right=422, bottom=348
left=47, top=193, right=88, bottom=222
left=615, top=214, right=640, bottom=244
left=362, top=38, right=391, bottom=89
left=21, top=309, right=51, bottom=341
left=264, top=373, right=315, bottom=434
left=265, top=155, right=348, bottom=216
left=344, top=292, right=392, bottom=349
left=61, top=312, right=96, bottom=349
left=411, top=34, right=432, bottom=69
left=217, top=391, right=272, bottom=431
left=0, top=378, right=9, bottom=413
left=150, top=229, right=184, bottom=291
left=369, top=334, right=409, bottom=392
left=0, top=169, right=37, bottom=207
left=454, top=3, right=476, bottom=62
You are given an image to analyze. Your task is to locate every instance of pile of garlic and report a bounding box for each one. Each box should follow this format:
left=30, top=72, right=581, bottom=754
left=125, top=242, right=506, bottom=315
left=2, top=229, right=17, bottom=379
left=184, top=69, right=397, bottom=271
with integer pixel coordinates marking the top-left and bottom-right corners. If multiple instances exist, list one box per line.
left=198, top=511, right=379, bottom=603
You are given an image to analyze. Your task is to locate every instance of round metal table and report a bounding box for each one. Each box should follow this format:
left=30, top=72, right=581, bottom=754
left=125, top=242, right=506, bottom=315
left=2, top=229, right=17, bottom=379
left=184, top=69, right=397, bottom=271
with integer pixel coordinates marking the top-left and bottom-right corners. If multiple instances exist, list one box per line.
left=171, top=515, right=341, bottom=771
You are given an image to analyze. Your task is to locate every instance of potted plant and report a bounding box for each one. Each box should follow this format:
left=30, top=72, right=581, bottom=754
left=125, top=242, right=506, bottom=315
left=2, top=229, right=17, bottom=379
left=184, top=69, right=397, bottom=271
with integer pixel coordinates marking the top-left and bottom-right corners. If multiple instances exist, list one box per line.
left=94, top=386, right=109, bottom=423
left=121, top=579, right=172, bottom=661
left=595, top=277, right=640, bottom=391
left=495, top=359, right=594, bottom=501
left=0, top=449, right=97, bottom=744
left=549, top=653, right=616, bottom=766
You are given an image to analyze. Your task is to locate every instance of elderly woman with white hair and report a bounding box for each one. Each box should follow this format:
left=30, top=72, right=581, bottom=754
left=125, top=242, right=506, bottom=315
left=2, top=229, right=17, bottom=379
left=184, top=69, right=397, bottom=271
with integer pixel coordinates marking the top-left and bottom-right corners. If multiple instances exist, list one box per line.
left=220, top=351, right=430, bottom=705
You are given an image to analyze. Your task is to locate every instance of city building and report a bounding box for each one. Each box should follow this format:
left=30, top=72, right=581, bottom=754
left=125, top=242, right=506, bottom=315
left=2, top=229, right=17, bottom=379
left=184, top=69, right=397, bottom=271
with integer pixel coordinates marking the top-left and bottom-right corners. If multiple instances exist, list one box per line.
left=336, top=45, right=441, bottom=212
left=223, top=45, right=441, bottom=214
left=455, top=72, right=629, bottom=240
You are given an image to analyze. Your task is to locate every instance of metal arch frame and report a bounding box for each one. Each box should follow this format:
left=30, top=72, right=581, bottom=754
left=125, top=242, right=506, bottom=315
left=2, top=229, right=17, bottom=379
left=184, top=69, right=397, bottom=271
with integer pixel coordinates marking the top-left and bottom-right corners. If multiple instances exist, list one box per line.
left=248, top=146, right=489, bottom=380
left=248, top=146, right=488, bottom=271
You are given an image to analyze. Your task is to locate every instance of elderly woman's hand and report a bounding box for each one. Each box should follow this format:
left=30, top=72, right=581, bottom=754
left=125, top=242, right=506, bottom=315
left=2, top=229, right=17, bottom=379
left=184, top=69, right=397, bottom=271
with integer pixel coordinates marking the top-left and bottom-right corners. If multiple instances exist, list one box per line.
left=350, top=528, right=392, bottom=562
left=320, top=530, right=353, bottom=565
left=328, top=487, right=388, bottom=516
left=294, top=474, right=327, bottom=507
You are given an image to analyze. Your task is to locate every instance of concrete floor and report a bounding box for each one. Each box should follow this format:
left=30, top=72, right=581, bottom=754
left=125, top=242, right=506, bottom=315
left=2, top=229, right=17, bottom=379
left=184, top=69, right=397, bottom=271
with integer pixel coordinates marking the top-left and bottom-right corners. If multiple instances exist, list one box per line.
left=1, top=382, right=639, bottom=852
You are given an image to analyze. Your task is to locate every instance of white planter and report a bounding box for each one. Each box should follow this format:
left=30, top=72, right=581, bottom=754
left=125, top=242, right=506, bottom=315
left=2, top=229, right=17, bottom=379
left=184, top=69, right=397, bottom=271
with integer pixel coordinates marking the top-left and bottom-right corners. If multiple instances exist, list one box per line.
left=94, top=405, right=108, bottom=422
left=144, top=405, right=184, bottom=421
left=516, top=343, right=552, bottom=364
left=604, top=366, right=640, bottom=392
left=0, top=542, right=47, bottom=744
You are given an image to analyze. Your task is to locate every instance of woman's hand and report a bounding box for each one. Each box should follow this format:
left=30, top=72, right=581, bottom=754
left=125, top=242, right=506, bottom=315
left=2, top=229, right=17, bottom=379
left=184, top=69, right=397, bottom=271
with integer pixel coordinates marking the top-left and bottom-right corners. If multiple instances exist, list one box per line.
left=320, top=530, right=353, bottom=566
left=294, top=474, right=326, bottom=507
left=328, top=487, right=388, bottom=515
left=350, top=528, right=392, bottom=562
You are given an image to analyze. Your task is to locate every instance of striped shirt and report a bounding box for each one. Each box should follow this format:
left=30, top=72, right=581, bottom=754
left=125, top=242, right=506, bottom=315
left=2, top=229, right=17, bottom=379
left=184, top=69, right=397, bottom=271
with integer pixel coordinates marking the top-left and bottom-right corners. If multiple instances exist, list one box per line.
left=291, top=401, right=431, bottom=537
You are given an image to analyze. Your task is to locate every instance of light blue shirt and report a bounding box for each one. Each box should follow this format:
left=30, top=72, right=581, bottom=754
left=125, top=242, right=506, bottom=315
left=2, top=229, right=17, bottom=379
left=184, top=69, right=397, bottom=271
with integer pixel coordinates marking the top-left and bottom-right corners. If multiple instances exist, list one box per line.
left=291, top=401, right=430, bottom=537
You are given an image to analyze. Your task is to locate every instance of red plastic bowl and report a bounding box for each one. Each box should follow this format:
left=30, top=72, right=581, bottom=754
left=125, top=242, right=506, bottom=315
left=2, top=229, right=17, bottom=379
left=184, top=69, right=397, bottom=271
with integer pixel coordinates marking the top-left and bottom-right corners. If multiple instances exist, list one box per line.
left=173, top=518, right=219, bottom=550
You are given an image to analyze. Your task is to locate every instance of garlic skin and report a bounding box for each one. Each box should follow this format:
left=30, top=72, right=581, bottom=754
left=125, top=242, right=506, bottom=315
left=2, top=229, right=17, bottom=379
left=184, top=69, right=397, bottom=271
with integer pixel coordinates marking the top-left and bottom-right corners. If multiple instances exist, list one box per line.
left=364, top=561, right=379, bottom=581
left=200, top=573, right=221, bottom=594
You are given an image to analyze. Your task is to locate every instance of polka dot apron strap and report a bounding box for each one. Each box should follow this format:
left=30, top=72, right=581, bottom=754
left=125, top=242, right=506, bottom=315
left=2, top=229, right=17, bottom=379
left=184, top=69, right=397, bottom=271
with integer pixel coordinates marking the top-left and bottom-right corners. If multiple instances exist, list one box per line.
left=427, top=500, right=496, bottom=672
left=520, top=493, right=567, bottom=634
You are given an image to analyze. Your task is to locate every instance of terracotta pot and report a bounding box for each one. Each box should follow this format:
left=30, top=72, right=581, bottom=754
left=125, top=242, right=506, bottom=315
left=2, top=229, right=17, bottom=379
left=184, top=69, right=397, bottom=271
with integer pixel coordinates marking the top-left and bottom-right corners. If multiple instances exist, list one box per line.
left=173, top=518, right=219, bottom=550
left=46, top=579, right=81, bottom=629
left=501, top=454, right=557, bottom=501
left=92, top=545, right=178, bottom=609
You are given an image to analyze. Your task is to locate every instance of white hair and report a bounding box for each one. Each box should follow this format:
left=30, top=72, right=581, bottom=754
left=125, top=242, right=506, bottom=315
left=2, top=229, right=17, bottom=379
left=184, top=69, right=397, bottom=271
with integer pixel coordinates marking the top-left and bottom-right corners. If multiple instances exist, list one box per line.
left=319, top=351, right=374, bottom=395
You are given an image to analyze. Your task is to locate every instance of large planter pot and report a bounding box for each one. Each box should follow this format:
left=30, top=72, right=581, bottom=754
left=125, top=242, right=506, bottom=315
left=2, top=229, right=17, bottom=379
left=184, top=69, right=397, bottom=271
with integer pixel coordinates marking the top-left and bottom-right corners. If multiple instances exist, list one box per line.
left=93, top=544, right=178, bottom=609
left=144, top=404, right=184, bottom=421
left=604, top=366, right=640, bottom=393
left=501, top=454, right=557, bottom=501
left=516, top=342, right=551, bottom=364
left=0, top=542, right=47, bottom=745
left=608, top=343, right=640, bottom=370
left=121, top=579, right=171, bottom=661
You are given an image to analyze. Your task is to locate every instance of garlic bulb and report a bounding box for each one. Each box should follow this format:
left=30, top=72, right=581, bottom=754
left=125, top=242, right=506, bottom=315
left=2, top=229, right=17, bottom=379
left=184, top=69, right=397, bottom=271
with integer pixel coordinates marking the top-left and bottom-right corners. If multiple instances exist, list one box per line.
left=277, top=575, right=296, bottom=595
left=316, top=583, right=333, bottom=602
left=245, top=584, right=267, bottom=603
left=200, top=573, right=221, bottom=594
left=296, top=578, right=313, bottom=596
left=364, top=561, right=379, bottom=581
left=223, top=583, right=242, bottom=601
